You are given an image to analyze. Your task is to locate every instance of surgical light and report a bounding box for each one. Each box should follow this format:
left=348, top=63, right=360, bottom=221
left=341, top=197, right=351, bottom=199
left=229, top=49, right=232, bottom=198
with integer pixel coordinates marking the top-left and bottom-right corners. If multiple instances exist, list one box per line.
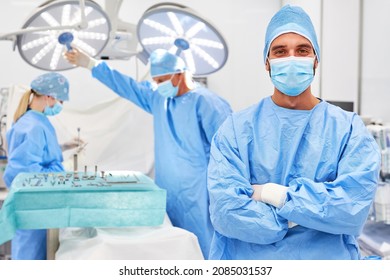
left=1, top=1, right=229, bottom=75
left=16, top=0, right=110, bottom=71
left=137, top=3, right=228, bottom=76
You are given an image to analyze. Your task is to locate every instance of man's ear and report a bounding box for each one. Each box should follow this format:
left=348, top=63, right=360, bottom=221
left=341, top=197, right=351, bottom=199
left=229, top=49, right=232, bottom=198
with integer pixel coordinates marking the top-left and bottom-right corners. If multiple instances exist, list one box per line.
left=174, top=72, right=185, bottom=87
left=314, top=58, right=319, bottom=69
left=265, top=59, right=270, bottom=72
left=172, top=73, right=181, bottom=87
left=313, top=58, right=319, bottom=75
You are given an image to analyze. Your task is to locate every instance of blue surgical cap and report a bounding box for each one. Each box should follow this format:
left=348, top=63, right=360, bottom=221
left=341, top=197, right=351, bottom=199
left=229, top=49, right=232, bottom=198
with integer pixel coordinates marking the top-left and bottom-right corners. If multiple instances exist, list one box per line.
left=149, top=49, right=186, bottom=78
left=263, top=5, right=320, bottom=64
left=31, top=72, right=69, bottom=101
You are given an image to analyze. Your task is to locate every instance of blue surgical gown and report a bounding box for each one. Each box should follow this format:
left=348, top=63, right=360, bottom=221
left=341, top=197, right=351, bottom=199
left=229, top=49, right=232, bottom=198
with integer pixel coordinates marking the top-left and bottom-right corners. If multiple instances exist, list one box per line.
left=3, top=110, right=64, bottom=260
left=91, top=62, right=232, bottom=258
left=207, top=97, right=381, bottom=260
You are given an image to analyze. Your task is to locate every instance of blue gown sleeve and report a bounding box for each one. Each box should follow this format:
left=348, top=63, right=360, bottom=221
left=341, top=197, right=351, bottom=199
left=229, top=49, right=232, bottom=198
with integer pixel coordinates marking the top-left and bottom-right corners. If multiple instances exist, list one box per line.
left=91, top=62, right=156, bottom=114
left=4, top=126, right=63, bottom=187
left=208, top=116, right=289, bottom=245
left=279, top=115, right=381, bottom=236
left=197, top=93, right=232, bottom=143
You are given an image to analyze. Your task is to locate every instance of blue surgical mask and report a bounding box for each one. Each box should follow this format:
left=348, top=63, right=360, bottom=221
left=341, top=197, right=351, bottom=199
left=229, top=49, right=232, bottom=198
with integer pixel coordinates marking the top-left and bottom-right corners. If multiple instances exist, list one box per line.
left=269, top=56, right=315, bottom=96
left=157, top=76, right=179, bottom=98
left=44, top=101, right=63, bottom=116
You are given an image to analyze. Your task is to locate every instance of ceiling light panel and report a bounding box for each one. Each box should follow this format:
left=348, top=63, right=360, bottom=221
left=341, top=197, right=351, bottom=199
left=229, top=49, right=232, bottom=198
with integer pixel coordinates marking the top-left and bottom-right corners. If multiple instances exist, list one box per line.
left=137, top=4, right=228, bottom=76
left=17, top=0, right=110, bottom=71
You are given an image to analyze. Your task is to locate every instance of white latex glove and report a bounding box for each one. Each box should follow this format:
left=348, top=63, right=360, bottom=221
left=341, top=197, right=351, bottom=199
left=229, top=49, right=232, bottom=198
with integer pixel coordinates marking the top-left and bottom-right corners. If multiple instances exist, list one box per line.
left=64, top=47, right=98, bottom=70
left=288, top=221, right=298, bottom=228
left=251, top=183, right=288, bottom=208
left=252, top=183, right=298, bottom=228
left=61, top=137, right=87, bottom=152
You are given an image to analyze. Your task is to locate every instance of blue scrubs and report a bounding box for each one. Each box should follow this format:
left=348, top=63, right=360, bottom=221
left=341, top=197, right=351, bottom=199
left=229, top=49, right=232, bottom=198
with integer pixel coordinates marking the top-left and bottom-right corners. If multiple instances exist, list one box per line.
left=3, top=110, right=64, bottom=260
left=207, top=97, right=381, bottom=259
left=91, top=62, right=232, bottom=258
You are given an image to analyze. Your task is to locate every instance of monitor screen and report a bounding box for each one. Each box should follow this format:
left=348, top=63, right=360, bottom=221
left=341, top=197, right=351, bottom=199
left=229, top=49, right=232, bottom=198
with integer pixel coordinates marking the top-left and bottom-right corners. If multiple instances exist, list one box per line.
left=326, top=100, right=354, bottom=112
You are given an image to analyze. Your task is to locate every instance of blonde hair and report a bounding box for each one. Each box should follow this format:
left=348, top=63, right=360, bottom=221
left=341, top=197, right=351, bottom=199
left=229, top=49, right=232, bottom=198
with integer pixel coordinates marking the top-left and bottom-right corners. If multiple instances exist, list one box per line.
left=13, top=89, right=36, bottom=123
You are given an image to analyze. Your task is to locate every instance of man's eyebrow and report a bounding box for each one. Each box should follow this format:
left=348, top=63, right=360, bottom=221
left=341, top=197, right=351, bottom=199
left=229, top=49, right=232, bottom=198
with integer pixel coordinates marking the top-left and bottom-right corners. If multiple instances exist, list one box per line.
left=271, top=43, right=313, bottom=51
left=270, top=45, right=286, bottom=51
left=296, top=43, right=313, bottom=49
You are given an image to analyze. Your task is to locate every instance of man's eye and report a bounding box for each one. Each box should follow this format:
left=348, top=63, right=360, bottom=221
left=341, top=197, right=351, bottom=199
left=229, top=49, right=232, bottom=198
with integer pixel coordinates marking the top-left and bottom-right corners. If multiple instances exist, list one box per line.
left=297, top=49, right=310, bottom=55
left=273, top=50, right=286, bottom=56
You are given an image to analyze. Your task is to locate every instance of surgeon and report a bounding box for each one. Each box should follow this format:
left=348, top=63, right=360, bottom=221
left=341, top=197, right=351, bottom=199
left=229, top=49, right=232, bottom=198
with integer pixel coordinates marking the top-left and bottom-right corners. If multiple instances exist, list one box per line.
left=64, top=48, right=232, bottom=259
left=3, top=72, right=70, bottom=260
left=207, top=5, right=381, bottom=260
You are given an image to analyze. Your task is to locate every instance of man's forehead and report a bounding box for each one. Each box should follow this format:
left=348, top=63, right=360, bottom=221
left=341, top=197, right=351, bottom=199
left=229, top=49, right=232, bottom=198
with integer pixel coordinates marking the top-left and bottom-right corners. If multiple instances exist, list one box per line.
left=270, top=33, right=313, bottom=49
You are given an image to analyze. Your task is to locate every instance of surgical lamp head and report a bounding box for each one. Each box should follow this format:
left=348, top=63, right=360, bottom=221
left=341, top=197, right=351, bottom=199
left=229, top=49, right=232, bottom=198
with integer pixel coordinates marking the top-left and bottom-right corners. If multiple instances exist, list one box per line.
left=30, top=72, right=69, bottom=101
left=263, top=4, right=320, bottom=64
left=149, top=49, right=187, bottom=78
